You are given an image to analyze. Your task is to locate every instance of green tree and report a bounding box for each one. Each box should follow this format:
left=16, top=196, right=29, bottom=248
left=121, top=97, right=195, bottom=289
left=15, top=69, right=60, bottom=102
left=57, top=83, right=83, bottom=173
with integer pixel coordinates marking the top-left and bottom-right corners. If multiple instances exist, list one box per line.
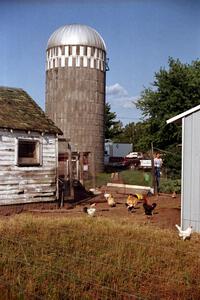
left=105, top=102, right=123, bottom=140
left=114, top=122, right=150, bottom=152
left=137, top=57, right=200, bottom=150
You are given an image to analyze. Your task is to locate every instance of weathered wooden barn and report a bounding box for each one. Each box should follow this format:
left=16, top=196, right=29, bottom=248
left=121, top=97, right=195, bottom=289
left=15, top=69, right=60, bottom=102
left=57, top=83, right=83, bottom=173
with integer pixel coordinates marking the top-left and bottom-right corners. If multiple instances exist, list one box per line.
left=167, top=104, right=200, bottom=232
left=0, top=87, right=62, bottom=205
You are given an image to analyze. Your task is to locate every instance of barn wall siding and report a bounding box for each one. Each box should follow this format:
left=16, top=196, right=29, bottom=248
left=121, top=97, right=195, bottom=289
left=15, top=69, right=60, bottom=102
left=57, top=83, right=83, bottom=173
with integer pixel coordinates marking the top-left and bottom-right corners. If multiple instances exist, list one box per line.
left=182, top=110, right=200, bottom=232
left=0, top=129, right=58, bottom=205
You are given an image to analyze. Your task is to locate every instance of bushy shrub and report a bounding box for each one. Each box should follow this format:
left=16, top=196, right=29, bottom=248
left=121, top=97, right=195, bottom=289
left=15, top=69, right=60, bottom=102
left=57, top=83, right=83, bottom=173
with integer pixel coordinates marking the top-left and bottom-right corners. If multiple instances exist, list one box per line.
left=160, top=178, right=181, bottom=193
left=163, top=145, right=181, bottom=179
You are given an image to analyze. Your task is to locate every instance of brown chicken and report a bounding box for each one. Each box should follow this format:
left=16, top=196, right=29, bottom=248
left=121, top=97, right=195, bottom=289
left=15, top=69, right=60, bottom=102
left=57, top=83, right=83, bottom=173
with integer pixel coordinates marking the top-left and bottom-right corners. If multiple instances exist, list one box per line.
left=125, top=194, right=139, bottom=212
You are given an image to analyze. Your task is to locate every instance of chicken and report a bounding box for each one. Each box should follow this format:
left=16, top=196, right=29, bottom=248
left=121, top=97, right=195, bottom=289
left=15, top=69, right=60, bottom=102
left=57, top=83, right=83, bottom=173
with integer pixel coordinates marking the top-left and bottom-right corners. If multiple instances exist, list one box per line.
left=107, top=194, right=116, bottom=207
left=175, top=224, right=192, bottom=240
left=83, top=203, right=96, bottom=217
left=125, top=194, right=138, bottom=212
left=172, top=192, right=176, bottom=198
left=104, top=191, right=111, bottom=200
left=134, top=193, right=144, bottom=201
left=143, top=197, right=157, bottom=215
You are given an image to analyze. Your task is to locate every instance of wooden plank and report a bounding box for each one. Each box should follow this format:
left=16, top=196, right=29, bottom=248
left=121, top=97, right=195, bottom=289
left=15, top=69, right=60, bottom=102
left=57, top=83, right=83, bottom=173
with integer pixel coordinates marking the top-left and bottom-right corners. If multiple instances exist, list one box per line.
left=0, top=155, right=15, bottom=161
left=0, top=184, right=56, bottom=191
left=0, top=148, right=15, bottom=152
left=0, top=190, right=55, bottom=199
left=0, top=196, right=56, bottom=205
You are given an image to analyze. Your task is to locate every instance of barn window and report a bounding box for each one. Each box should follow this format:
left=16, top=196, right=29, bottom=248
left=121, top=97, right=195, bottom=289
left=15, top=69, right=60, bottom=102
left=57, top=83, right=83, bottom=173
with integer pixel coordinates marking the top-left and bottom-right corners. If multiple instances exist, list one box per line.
left=18, top=140, right=41, bottom=166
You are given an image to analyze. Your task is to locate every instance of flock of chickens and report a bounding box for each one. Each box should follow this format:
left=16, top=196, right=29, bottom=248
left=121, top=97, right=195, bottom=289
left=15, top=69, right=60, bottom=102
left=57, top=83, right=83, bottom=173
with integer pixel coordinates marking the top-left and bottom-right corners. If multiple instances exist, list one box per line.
left=83, top=192, right=157, bottom=217
left=83, top=191, right=193, bottom=241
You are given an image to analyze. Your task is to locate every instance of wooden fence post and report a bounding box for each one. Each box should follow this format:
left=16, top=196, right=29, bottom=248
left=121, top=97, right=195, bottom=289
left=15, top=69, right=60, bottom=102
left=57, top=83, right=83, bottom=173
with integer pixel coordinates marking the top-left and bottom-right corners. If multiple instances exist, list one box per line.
left=151, top=142, right=156, bottom=194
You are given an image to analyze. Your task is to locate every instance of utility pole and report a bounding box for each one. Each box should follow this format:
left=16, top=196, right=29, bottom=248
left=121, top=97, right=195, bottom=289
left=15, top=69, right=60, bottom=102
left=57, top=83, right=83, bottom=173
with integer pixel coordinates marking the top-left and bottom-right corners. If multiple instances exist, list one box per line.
left=68, top=145, right=74, bottom=199
left=151, top=142, right=156, bottom=194
left=79, top=152, right=84, bottom=185
left=91, top=152, right=96, bottom=189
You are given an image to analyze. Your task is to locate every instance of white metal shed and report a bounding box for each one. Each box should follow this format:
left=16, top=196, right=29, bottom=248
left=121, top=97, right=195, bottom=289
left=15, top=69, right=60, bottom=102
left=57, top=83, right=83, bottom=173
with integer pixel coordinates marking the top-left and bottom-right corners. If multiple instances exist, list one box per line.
left=167, top=104, right=200, bottom=232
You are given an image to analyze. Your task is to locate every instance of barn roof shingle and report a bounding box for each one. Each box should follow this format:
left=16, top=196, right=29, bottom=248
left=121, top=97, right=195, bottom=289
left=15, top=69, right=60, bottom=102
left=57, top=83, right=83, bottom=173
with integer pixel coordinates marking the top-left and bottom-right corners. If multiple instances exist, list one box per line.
left=0, top=87, right=62, bottom=135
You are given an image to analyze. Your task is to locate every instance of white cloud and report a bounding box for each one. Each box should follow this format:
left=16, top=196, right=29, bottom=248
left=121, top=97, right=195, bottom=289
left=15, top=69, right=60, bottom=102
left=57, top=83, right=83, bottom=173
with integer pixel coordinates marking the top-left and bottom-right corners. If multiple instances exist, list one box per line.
left=106, top=83, right=128, bottom=98
left=106, top=83, right=141, bottom=125
left=106, top=83, right=139, bottom=108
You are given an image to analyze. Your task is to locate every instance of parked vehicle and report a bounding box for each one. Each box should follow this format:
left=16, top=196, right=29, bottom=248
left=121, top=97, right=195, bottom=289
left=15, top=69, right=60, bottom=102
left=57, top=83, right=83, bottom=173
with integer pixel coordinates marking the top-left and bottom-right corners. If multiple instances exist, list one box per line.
left=125, top=152, right=143, bottom=159
left=139, top=159, right=152, bottom=169
left=105, top=141, right=133, bottom=158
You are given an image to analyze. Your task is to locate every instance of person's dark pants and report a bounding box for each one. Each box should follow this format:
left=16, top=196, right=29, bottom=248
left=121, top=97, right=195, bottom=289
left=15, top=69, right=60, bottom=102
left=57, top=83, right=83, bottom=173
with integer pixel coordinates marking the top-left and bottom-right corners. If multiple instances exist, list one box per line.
left=155, top=167, right=161, bottom=193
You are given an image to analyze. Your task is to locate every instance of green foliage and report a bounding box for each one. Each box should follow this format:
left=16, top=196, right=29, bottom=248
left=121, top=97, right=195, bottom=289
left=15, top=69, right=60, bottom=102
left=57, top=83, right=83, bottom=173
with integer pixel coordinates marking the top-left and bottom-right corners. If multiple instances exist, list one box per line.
left=160, top=178, right=181, bottom=193
left=136, top=57, right=200, bottom=150
left=114, top=122, right=151, bottom=152
left=105, top=102, right=123, bottom=139
left=163, top=145, right=182, bottom=179
left=84, top=172, right=111, bottom=189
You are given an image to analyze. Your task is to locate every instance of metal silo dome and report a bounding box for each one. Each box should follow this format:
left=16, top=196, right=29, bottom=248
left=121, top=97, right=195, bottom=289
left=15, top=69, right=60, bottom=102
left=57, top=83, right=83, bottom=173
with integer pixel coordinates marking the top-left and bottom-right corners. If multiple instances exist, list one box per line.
left=47, top=24, right=106, bottom=51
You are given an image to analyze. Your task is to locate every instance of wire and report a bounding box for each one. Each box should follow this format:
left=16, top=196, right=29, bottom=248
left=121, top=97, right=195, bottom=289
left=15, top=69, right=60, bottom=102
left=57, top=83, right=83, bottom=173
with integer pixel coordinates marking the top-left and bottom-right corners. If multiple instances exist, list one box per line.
left=0, top=254, right=142, bottom=300
left=0, top=276, right=43, bottom=300
left=0, top=239, right=178, bottom=284
left=1, top=233, right=199, bottom=299
left=153, top=147, right=180, bottom=155
left=0, top=236, right=199, bottom=285
left=0, top=223, right=197, bottom=257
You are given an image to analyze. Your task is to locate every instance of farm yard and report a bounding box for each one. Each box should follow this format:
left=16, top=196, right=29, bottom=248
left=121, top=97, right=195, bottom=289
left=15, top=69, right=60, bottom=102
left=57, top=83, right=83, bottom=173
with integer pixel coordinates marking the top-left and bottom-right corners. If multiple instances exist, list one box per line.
left=0, top=188, right=200, bottom=299
left=2, top=2, right=200, bottom=299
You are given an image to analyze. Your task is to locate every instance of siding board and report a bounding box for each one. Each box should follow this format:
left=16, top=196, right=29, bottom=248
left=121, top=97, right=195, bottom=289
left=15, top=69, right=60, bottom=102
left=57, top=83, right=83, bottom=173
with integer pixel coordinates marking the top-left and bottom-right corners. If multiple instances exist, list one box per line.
left=183, top=110, right=200, bottom=231
left=0, top=130, right=58, bottom=205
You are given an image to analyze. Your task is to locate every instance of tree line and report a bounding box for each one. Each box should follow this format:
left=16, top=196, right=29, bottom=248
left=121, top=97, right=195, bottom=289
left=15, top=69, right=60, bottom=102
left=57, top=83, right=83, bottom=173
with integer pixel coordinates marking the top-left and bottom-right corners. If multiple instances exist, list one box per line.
left=105, top=58, right=200, bottom=177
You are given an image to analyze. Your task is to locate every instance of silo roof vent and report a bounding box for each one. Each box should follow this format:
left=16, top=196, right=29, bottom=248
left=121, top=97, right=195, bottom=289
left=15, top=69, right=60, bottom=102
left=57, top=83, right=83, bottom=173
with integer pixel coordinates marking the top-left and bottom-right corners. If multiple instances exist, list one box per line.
left=47, top=24, right=106, bottom=51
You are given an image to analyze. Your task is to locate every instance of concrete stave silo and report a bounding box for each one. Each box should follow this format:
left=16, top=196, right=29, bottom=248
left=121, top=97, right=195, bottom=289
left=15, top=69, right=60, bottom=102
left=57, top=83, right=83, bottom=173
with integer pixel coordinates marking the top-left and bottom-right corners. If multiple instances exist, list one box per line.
left=45, top=24, right=106, bottom=173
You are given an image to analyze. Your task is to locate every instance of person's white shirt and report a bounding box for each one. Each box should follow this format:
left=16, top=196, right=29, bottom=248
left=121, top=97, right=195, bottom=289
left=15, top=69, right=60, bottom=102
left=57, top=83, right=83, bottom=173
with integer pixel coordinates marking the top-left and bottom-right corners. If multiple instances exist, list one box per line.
left=154, top=157, right=162, bottom=168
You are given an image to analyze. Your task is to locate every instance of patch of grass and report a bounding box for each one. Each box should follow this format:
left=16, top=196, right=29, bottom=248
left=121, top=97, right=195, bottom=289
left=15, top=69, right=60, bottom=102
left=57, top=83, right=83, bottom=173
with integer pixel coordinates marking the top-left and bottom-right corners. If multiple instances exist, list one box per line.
left=120, top=169, right=152, bottom=186
left=84, top=172, right=111, bottom=189
left=0, top=215, right=200, bottom=299
left=85, top=169, right=181, bottom=195
left=85, top=169, right=152, bottom=189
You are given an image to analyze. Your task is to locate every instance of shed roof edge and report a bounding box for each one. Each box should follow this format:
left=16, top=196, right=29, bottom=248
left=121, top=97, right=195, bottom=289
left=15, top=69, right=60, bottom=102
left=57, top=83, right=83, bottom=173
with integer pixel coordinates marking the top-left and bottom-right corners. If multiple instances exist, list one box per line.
left=166, top=104, right=200, bottom=124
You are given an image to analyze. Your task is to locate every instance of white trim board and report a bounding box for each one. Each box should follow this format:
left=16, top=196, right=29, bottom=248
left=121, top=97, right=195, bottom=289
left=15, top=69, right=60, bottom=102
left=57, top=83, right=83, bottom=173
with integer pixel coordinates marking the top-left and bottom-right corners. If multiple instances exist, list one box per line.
left=167, top=104, right=200, bottom=124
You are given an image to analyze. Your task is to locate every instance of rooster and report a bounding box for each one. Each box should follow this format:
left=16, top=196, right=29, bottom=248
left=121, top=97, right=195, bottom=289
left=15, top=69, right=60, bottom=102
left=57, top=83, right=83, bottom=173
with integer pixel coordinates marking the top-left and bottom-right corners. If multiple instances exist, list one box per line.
left=83, top=203, right=96, bottom=217
left=107, top=194, right=116, bottom=207
left=143, top=196, right=157, bottom=215
left=175, top=224, right=192, bottom=240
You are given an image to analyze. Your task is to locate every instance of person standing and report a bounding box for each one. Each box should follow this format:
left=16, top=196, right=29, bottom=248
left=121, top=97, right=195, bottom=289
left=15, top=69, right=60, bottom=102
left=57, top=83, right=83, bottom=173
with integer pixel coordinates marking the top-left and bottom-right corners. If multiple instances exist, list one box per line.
left=154, top=153, right=163, bottom=194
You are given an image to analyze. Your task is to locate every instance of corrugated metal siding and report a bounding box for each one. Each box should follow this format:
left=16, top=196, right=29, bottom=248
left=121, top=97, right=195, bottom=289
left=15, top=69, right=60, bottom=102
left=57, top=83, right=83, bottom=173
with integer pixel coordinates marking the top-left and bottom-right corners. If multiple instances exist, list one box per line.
left=182, top=110, right=200, bottom=231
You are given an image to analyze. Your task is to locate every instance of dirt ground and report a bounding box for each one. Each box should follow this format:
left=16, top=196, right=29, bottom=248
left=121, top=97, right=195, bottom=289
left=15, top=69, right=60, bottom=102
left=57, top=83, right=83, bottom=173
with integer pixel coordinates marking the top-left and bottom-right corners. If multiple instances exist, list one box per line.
left=0, top=188, right=181, bottom=231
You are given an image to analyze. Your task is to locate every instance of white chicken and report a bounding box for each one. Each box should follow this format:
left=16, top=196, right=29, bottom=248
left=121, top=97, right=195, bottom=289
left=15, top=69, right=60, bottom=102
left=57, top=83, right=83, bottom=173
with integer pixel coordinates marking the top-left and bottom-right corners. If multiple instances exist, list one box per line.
left=175, top=224, right=192, bottom=240
left=83, top=203, right=96, bottom=217
left=104, top=191, right=111, bottom=200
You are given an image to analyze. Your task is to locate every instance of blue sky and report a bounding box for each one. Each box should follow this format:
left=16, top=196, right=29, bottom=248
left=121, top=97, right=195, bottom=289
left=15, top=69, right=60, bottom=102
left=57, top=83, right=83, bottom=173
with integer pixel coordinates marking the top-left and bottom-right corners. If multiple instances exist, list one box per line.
left=1, top=0, right=200, bottom=125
